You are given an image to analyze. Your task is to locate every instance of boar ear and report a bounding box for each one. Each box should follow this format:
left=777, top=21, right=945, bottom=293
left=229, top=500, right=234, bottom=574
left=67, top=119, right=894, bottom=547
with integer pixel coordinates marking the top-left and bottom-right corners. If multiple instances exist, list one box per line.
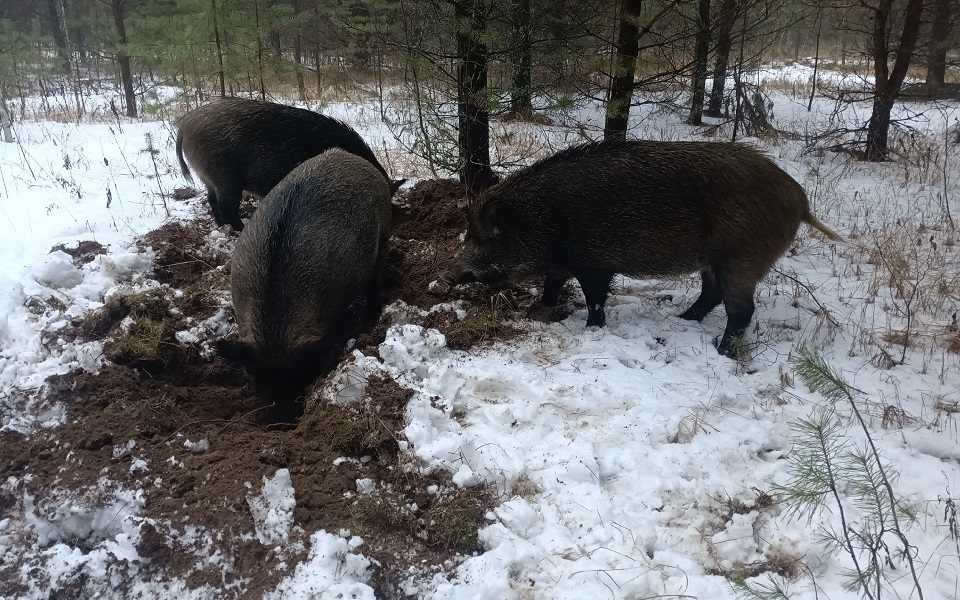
left=390, top=179, right=407, bottom=195
left=215, top=338, right=256, bottom=365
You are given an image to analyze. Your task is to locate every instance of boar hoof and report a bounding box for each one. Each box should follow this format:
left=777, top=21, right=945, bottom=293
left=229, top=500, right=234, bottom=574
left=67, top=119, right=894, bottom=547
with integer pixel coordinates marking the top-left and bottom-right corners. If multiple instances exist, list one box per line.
left=715, top=336, right=745, bottom=359
left=585, top=308, right=606, bottom=328
left=677, top=307, right=705, bottom=321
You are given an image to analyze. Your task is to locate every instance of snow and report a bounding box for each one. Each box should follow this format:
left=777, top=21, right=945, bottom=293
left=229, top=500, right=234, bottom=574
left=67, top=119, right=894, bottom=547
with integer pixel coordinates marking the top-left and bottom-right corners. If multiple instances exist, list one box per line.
left=183, top=438, right=209, bottom=454
left=1, top=68, right=959, bottom=597
left=356, top=478, right=377, bottom=495
left=4, top=485, right=148, bottom=596
left=248, top=469, right=297, bottom=546
left=266, top=531, right=375, bottom=600
left=0, top=116, right=192, bottom=431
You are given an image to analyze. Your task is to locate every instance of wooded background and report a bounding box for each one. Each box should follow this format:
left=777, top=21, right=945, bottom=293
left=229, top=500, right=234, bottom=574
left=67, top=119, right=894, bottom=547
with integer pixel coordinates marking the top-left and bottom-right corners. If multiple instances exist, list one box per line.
left=0, top=0, right=957, bottom=183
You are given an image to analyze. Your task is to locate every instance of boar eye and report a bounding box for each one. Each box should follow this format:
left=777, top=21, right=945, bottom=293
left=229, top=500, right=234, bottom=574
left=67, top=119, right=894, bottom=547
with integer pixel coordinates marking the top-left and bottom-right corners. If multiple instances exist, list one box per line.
left=491, top=226, right=502, bottom=236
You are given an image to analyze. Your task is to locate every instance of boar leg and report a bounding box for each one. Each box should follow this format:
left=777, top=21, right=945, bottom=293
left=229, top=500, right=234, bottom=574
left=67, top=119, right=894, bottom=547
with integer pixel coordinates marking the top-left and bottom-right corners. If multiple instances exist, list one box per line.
left=361, top=282, right=383, bottom=325
left=576, top=271, right=614, bottom=328
left=362, top=241, right=389, bottom=325
left=541, top=276, right=567, bottom=307
left=715, top=263, right=760, bottom=357
left=205, top=188, right=224, bottom=226
left=678, top=267, right=722, bottom=322
left=362, top=278, right=384, bottom=325
left=217, top=184, right=246, bottom=232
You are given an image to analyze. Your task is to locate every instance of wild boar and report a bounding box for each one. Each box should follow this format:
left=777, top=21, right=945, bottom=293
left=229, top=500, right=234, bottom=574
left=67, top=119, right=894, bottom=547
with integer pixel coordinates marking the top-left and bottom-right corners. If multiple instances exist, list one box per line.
left=175, top=97, right=403, bottom=230
left=216, top=148, right=392, bottom=421
left=444, top=139, right=842, bottom=357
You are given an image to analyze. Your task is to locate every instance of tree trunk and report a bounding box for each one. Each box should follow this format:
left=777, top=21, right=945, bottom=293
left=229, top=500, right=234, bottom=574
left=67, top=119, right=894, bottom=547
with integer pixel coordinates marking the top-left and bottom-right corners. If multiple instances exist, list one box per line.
left=604, top=0, right=643, bottom=140
left=455, top=0, right=494, bottom=192
left=926, top=0, right=954, bottom=87
left=706, top=0, right=736, bottom=117
left=864, top=0, right=925, bottom=161
left=212, top=0, right=226, bottom=97
left=270, top=0, right=284, bottom=62
left=46, top=0, right=71, bottom=72
left=254, top=0, right=266, bottom=100
left=808, top=4, right=823, bottom=111
left=687, top=0, right=712, bottom=125
left=271, top=31, right=282, bottom=61
left=510, top=0, right=533, bottom=114
left=315, top=0, right=323, bottom=96
left=0, top=89, right=13, bottom=143
left=293, top=0, right=306, bottom=101
left=68, top=0, right=88, bottom=65
left=111, top=0, right=137, bottom=117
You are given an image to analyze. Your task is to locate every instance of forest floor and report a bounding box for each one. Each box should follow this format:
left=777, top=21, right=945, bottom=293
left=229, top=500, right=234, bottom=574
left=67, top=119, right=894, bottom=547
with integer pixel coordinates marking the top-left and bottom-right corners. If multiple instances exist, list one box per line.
left=1, top=65, right=959, bottom=598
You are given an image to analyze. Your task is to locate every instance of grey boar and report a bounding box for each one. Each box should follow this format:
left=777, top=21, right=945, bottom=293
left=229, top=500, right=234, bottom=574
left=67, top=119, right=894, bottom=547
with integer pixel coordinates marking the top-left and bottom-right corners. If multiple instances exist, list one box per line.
left=175, top=97, right=404, bottom=231
left=444, top=139, right=842, bottom=357
left=216, top=148, right=392, bottom=422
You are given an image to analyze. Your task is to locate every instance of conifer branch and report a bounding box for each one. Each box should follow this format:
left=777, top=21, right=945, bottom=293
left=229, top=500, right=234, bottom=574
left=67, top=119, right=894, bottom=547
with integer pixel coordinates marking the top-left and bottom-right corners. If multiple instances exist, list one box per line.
left=794, top=347, right=924, bottom=600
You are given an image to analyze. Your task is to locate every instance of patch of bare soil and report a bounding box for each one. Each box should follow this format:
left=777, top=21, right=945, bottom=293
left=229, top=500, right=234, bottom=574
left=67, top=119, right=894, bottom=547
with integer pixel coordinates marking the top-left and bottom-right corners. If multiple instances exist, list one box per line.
left=51, top=240, right=108, bottom=265
left=375, top=178, right=576, bottom=353
left=171, top=186, right=200, bottom=201
left=18, top=355, right=495, bottom=596
left=13, top=180, right=563, bottom=597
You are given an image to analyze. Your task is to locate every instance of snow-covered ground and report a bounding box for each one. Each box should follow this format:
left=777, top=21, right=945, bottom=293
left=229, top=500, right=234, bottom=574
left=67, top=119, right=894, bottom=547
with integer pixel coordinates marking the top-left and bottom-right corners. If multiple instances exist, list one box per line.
left=1, top=71, right=959, bottom=598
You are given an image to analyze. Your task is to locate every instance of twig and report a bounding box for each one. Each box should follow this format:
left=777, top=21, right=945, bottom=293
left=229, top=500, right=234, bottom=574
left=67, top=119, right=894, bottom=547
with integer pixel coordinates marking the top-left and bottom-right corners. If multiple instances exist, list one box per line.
left=160, top=406, right=266, bottom=444
left=773, top=267, right=841, bottom=328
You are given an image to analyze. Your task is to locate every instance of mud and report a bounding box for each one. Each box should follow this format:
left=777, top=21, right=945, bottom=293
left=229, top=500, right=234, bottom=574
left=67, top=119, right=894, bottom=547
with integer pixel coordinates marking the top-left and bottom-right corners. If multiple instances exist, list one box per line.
left=11, top=179, right=557, bottom=597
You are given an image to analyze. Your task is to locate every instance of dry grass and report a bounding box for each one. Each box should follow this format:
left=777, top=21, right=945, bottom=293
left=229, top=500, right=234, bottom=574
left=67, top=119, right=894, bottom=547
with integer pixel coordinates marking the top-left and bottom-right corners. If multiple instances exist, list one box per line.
left=352, top=460, right=496, bottom=555
left=103, top=317, right=170, bottom=365
left=509, top=474, right=540, bottom=500
left=942, top=315, right=960, bottom=353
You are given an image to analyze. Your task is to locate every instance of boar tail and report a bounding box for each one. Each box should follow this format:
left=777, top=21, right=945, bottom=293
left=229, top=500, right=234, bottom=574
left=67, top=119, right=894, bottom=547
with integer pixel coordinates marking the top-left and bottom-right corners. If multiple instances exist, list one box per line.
left=175, top=131, right=193, bottom=183
left=803, top=212, right=844, bottom=242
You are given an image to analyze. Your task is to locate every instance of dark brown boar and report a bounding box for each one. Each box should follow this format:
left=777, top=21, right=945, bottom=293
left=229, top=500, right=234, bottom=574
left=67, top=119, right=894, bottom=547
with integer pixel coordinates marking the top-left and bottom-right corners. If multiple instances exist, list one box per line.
left=175, top=97, right=403, bottom=231
left=216, top=148, right=392, bottom=422
left=444, top=139, right=842, bottom=357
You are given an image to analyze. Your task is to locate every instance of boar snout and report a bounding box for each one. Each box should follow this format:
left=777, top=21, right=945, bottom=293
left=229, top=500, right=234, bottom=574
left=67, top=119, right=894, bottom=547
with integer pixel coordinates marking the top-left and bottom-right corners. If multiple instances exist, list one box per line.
left=441, top=266, right=478, bottom=285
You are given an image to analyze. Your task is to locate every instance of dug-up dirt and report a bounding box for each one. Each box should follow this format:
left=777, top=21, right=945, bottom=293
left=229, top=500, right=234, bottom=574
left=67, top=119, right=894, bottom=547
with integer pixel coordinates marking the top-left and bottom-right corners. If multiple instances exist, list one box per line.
left=1, top=179, right=576, bottom=598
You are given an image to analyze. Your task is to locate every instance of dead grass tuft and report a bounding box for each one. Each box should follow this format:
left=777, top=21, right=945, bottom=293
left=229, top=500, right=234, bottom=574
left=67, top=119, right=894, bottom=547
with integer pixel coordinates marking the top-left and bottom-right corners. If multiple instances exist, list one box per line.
left=103, top=317, right=171, bottom=366
left=423, top=305, right=523, bottom=351
left=427, top=490, right=489, bottom=552
left=935, top=398, right=960, bottom=414
left=883, top=330, right=913, bottom=347
left=83, top=289, right=170, bottom=340
left=509, top=474, right=540, bottom=499
left=881, top=404, right=913, bottom=429
left=322, top=374, right=414, bottom=460
left=942, top=314, right=960, bottom=354
left=353, top=478, right=494, bottom=555
left=711, top=552, right=804, bottom=583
